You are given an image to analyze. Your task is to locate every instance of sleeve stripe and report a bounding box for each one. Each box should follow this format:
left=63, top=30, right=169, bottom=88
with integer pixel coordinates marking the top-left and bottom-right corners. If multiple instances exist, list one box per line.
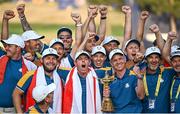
left=17, top=70, right=35, bottom=87
left=16, top=86, right=25, bottom=93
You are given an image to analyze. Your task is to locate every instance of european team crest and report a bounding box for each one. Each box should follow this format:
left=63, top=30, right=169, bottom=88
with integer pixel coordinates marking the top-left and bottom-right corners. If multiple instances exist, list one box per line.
left=125, top=83, right=130, bottom=88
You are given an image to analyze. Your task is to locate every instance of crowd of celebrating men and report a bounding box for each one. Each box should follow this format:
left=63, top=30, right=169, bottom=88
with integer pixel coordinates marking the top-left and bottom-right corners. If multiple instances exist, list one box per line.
left=0, top=3, right=180, bottom=113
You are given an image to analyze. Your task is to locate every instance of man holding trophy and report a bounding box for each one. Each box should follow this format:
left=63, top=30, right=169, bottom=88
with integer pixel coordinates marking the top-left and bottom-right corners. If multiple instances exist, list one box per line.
left=103, top=49, right=145, bottom=113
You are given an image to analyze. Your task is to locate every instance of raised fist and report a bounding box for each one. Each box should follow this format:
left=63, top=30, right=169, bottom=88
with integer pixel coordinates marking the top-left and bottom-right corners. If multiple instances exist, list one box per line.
left=149, top=24, right=160, bottom=33
left=99, top=5, right=108, bottom=17
left=140, top=11, right=149, bottom=20
left=88, top=32, right=96, bottom=39
left=85, top=32, right=96, bottom=40
left=134, top=52, right=144, bottom=63
left=17, top=4, right=25, bottom=15
left=121, top=5, right=131, bottom=14
left=168, top=31, right=177, bottom=40
left=133, top=65, right=141, bottom=75
left=3, top=10, right=15, bottom=20
left=88, top=5, right=98, bottom=18
left=23, top=52, right=34, bottom=61
left=71, top=12, right=81, bottom=24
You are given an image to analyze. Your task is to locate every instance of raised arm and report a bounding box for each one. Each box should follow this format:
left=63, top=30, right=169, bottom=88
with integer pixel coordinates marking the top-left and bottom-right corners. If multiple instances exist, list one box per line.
left=136, top=11, right=149, bottom=41
left=121, top=5, right=132, bottom=50
left=162, top=31, right=177, bottom=64
left=87, top=5, right=98, bottom=33
left=96, top=5, right=107, bottom=45
left=136, top=11, right=149, bottom=53
left=78, top=32, right=96, bottom=52
left=70, top=13, right=83, bottom=59
left=149, top=24, right=165, bottom=52
left=1, top=10, right=15, bottom=40
left=133, top=65, right=145, bottom=100
left=82, top=5, right=97, bottom=39
left=17, top=4, right=32, bottom=31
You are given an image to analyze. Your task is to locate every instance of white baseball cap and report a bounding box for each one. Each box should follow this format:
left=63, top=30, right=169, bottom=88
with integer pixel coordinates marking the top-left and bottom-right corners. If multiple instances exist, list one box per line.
left=109, top=48, right=124, bottom=60
left=1, top=34, right=25, bottom=48
left=42, top=48, right=59, bottom=58
left=22, top=30, right=44, bottom=41
left=32, top=83, right=56, bottom=103
left=171, top=45, right=179, bottom=53
left=49, top=38, right=64, bottom=48
left=124, top=39, right=140, bottom=49
left=75, top=50, right=90, bottom=60
left=102, top=36, right=120, bottom=45
left=170, top=48, right=180, bottom=59
left=91, top=45, right=106, bottom=56
left=145, top=46, right=161, bottom=58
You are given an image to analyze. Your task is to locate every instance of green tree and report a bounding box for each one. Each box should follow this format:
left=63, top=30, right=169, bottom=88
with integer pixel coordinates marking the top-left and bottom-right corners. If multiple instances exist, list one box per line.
left=0, top=0, right=11, bottom=4
left=136, top=0, right=180, bottom=32
left=87, top=0, right=124, bottom=7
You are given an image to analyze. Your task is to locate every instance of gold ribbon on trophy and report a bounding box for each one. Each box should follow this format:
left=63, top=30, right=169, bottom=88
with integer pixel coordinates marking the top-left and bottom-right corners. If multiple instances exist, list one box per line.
left=100, top=70, right=114, bottom=112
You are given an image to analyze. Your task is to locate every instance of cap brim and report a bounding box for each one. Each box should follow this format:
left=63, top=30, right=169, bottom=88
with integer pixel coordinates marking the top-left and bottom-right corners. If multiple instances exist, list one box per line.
left=42, top=54, right=59, bottom=59
left=33, top=35, right=45, bottom=40
left=92, top=51, right=106, bottom=56
left=1, top=40, right=11, bottom=45
left=170, top=55, right=180, bottom=60
left=109, top=51, right=124, bottom=60
left=1, top=40, right=6, bottom=44
left=110, top=40, right=120, bottom=45
left=76, top=53, right=90, bottom=60
left=39, top=35, right=45, bottom=39
left=50, top=42, right=64, bottom=48
left=170, top=51, right=180, bottom=59
left=103, top=40, right=120, bottom=46
left=125, top=39, right=140, bottom=48
left=145, top=52, right=161, bottom=58
left=46, top=83, right=56, bottom=94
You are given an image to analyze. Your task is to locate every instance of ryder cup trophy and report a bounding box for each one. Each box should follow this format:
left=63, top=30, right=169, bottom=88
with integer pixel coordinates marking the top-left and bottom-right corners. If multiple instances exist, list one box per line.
left=101, top=71, right=114, bottom=112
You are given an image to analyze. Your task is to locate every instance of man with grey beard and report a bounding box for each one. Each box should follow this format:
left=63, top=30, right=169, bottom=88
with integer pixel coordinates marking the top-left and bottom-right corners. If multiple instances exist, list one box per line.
left=161, top=31, right=180, bottom=113
left=142, top=46, right=176, bottom=113
left=169, top=48, right=180, bottom=113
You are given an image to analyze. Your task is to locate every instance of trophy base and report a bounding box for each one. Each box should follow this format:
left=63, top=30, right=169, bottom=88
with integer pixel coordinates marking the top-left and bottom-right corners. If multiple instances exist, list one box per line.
left=101, top=98, right=114, bottom=112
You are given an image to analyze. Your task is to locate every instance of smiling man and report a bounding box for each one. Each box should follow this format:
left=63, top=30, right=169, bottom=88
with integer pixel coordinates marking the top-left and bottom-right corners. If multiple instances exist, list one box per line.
left=57, top=27, right=73, bottom=56
left=142, top=46, right=176, bottom=113
left=102, top=36, right=120, bottom=67
left=105, top=48, right=144, bottom=113
left=13, top=48, right=63, bottom=113
left=169, top=48, right=180, bottom=113
left=91, top=45, right=107, bottom=69
left=0, top=34, right=36, bottom=113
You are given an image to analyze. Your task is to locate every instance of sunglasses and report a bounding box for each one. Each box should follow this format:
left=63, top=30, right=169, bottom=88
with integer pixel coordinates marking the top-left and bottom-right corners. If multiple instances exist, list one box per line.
left=59, top=35, right=72, bottom=39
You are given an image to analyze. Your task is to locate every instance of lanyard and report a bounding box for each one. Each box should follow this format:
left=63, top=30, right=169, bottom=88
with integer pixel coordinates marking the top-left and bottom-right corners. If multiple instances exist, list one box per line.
left=170, top=78, right=180, bottom=101
left=143, top=68, right=163, bottom=97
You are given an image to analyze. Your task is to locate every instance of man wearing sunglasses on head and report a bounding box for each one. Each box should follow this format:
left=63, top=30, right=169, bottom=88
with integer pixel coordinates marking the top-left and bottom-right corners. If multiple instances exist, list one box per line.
left=57, top=27, right=73, bottom=57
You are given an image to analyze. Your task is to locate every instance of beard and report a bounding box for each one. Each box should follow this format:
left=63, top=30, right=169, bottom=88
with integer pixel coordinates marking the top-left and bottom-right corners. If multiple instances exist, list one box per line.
left=174, top=67, right=180, bottom=73
left=43, top=63, right=56, bottom=73
left=148, top=64, right=159, bottom=71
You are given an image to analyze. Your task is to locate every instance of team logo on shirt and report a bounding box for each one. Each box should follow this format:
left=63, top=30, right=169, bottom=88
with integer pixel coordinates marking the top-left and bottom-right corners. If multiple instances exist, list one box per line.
left=160, top=78, right=164, bottom=83
left=125, top=83, right=130, bottom=88
left=19, top=68, right=22, bottom=72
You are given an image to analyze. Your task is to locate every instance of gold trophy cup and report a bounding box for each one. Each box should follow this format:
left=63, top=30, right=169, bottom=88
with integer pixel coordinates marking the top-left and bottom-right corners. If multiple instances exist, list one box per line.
left=101, top=71, right=114, bottom=112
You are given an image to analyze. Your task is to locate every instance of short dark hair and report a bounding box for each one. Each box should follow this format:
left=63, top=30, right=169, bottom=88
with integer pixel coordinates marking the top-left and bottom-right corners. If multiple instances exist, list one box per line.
left=57, top=27, right=72, bottom=37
